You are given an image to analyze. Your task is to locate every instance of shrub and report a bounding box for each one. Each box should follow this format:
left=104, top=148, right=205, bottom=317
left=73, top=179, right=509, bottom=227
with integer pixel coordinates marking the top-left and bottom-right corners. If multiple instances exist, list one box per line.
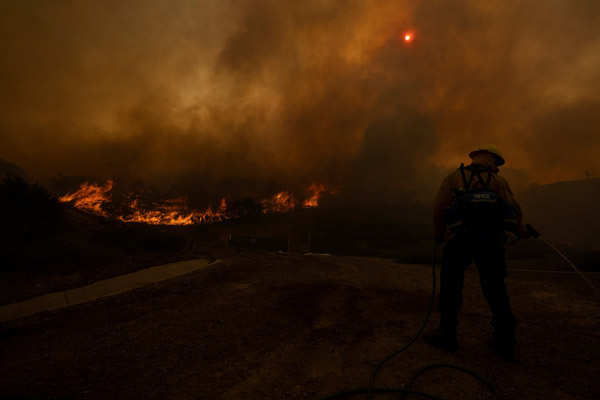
left=0, top=175, right=63, bottom=256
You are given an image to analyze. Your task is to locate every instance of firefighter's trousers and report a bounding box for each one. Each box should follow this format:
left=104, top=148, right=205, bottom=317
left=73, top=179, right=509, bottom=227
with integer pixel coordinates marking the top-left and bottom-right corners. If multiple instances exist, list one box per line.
left=439, top=234, right=516, bottom=345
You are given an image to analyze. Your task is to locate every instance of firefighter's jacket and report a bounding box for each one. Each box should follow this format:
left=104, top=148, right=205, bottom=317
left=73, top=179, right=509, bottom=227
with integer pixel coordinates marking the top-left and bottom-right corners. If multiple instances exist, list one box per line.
left=433, top=163, right=523, bottom=242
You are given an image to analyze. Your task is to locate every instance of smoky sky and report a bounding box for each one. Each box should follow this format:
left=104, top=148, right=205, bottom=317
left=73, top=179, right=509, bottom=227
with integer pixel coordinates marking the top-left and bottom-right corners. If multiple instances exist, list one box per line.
left=1, top=0, right=599, bottom=198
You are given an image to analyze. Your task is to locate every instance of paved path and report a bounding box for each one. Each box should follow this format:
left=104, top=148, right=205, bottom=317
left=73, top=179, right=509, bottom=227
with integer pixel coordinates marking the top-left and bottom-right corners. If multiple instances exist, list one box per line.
left=0, top=258, right=217, bottom=322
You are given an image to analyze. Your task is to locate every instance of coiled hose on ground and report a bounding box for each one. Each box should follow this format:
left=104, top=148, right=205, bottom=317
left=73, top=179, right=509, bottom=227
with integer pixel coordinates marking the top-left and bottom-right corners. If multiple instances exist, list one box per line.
left=319, top=245, right=496, bottom=400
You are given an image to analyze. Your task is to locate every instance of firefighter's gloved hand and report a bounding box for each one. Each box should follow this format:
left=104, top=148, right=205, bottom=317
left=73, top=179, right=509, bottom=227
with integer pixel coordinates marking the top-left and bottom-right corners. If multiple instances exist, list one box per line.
left=518, top=225, right=530, bottom=239
left=525, top=224, right=541, bottom=239
left=504, top=231, right=520, bottom=245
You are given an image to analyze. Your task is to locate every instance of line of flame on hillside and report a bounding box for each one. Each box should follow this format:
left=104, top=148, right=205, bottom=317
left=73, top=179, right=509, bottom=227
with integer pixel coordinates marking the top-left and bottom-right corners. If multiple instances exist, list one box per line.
left=59, top=181, right=333, bottom=225
left=119, top=197, right=228, bottom=225
left=58, top=180, right=114, bottom=217
left=302, top=183, right=327, bottom=208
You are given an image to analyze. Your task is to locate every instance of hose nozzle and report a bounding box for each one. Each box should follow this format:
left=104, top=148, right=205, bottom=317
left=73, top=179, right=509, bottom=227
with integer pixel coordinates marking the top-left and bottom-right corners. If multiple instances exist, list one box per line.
left=525, top=224, right=541, bottom=239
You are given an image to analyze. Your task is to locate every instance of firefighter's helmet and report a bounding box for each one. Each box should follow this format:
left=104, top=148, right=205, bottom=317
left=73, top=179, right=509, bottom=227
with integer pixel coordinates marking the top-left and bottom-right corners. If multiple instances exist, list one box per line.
left=469, top=145, right=505, bottom=166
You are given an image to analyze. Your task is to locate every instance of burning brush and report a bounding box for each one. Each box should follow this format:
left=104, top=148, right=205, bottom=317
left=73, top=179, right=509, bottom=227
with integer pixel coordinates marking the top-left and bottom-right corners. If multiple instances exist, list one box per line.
left=59, top=180, right=335, bottom=225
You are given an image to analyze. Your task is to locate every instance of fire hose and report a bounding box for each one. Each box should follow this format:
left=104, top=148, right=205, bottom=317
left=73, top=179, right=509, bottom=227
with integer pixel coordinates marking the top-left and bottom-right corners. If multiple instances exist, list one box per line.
left=524, top=224, right=598, bottom=293
left=319, top=245, right=496, bottom=400
left=319, top=224, right=597, bottom=399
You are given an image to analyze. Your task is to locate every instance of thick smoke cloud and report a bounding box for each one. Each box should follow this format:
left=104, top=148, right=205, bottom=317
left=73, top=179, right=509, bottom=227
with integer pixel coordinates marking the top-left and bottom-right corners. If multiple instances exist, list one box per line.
left=1, top=0, right=599, bottom=199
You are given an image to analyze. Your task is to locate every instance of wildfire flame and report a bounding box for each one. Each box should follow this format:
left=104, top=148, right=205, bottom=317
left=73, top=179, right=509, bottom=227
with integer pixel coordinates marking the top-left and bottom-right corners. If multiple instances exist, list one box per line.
left=303, top=183, right=327, bottom=208
left=59, top=180, right=113, bottom=216
left=60, top=180, right=334, bottom=224
left=119, top=197, right=228, bottom=226
left=261, top=191, right=296, bottom=214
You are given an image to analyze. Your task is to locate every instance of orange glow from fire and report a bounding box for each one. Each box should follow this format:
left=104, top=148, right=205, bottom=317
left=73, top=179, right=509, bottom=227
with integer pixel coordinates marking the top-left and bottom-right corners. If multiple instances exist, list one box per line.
left=404, top=32, right=413, bottom=42
left=303, top=183, right=327, bottom=208
left=261, top=191, right=296, bottom=214
left=60, top=181, right=333, bottom=223
left=59, top=180, right=113, bottom=216
left=119, top=197, right=228, bottom=226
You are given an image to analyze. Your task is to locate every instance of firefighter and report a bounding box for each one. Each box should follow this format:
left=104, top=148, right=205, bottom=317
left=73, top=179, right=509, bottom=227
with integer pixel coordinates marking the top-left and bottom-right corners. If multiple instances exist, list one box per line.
left=427, top=146, right=524, bottom=361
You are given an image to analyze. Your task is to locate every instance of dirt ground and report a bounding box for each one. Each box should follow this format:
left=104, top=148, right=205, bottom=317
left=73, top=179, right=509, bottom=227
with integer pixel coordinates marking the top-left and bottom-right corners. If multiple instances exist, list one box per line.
left=1, top=252, right=599, bottom=399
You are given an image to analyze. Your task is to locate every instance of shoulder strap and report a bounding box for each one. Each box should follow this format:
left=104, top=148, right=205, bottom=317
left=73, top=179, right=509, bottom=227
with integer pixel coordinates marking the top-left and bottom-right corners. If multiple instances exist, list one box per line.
left=459, top=164, right=474, bottom=191
left=467, top=164, right=494, bottom=189
left=475, top=167, right=492, bottom=189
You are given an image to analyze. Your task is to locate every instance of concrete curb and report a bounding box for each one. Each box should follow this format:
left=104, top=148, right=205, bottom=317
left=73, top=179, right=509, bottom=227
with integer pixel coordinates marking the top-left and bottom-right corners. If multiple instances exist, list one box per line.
left=0, top=258, right=219, bottom=322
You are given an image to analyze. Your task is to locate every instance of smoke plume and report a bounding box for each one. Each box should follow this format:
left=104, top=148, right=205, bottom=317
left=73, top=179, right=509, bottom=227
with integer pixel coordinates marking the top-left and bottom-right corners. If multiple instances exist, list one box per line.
left=1, top=0, right=599, bottom=199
